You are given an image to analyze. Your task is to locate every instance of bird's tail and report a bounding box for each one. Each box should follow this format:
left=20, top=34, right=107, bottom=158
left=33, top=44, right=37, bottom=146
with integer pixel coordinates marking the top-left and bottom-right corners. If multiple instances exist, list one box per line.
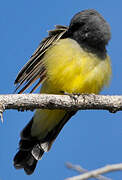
left=13, top=111, right=77, bottom=175
left=13, top=119, right=45, bottom=175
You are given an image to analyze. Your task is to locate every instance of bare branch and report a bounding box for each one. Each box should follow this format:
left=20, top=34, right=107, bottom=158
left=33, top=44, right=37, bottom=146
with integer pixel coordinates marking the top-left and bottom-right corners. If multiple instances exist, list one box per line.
left=0, top=94, right=122, bottom=112
left=66, top=162, right=111, bottom=180
left=66, top=163, right=122, bottom=180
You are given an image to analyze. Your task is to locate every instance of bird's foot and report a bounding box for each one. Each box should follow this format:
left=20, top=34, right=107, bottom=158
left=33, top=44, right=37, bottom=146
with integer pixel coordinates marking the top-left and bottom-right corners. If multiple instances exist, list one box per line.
left=60, top=91, right=81, bottom=101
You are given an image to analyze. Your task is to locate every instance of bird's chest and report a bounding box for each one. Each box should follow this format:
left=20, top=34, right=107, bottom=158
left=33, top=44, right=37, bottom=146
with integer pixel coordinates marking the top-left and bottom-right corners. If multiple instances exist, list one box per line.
left=42, top=39, right=111, bottom=94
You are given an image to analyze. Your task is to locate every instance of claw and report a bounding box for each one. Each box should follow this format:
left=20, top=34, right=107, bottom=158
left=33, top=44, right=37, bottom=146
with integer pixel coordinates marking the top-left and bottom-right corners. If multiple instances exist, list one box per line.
left=60, top=91, right=81, bottom=101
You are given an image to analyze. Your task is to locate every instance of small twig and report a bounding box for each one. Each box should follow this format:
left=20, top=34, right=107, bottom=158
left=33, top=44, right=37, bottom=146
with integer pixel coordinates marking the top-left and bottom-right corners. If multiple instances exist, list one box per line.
left=66, top=163, right=122, bottom=180
left=66, top=162, right=111, bottom=180
left=0, top=112, right=4, bottom=123
left=0, top=104, right=4, bottom=123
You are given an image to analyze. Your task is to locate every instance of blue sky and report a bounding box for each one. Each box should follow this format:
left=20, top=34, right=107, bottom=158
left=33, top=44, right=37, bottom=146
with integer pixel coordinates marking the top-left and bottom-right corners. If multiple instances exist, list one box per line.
left=0, top=0, right=122, bottom=179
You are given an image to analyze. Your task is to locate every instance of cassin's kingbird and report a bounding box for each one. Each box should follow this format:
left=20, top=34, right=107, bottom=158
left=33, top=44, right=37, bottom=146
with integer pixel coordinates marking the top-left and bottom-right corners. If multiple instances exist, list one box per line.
left=13, top=9, right=112, bottom=174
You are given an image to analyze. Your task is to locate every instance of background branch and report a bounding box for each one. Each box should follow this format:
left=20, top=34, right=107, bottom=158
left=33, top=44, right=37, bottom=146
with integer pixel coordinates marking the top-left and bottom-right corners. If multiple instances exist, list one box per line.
left=66, top=163, right=122, bottom=180
left=66, top=162, right=111, bottom=180
left=0, top=94, right=122, bottom=113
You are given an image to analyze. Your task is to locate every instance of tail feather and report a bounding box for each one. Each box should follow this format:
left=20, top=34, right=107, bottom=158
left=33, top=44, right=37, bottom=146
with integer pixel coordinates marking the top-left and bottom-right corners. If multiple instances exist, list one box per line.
left=14, top=111, right=77, bottom=175
left=14, top=142, right=44, bottom=175
left=13, top=118, right=44, bottom=175
left=14, top=150, right=38, bottom=175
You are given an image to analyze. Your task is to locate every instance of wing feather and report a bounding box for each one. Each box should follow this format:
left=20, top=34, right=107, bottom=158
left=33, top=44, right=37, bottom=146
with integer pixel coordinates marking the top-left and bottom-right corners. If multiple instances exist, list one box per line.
left=15, top=25, right=68, bottom=93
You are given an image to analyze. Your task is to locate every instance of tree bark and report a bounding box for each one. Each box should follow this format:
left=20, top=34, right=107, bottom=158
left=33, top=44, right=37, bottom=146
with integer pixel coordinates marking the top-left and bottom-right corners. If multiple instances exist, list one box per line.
left=0, top=94, right=121, bottom=113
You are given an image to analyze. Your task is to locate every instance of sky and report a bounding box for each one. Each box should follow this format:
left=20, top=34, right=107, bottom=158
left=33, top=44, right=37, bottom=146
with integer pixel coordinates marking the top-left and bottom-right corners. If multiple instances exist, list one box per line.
left=0, top=0, right=122, bottom=180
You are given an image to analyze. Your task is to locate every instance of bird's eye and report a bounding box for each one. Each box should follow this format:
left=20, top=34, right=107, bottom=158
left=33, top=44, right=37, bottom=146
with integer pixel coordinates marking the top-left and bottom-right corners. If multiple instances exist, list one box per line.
left=85, top=32, right=89, bottom=37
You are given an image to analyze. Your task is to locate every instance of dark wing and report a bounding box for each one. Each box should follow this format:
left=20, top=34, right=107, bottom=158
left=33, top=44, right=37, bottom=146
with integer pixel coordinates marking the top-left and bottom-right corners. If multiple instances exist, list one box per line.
left=15, top=25, right=68, bottom=94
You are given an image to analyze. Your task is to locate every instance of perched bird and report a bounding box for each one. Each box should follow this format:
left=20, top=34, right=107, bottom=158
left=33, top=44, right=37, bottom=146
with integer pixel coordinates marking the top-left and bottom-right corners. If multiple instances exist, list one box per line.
left=13, top=9, right=112, bottom=175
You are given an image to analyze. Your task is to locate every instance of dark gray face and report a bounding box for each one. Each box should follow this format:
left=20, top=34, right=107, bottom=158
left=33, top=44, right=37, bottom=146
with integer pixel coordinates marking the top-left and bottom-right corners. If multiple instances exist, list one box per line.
left=68, top=9, right=111, bottom=48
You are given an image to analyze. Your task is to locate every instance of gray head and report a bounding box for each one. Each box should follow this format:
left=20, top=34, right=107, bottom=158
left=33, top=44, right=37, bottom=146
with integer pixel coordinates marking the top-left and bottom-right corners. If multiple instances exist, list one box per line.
left=68, top=9, right=111, bottom=57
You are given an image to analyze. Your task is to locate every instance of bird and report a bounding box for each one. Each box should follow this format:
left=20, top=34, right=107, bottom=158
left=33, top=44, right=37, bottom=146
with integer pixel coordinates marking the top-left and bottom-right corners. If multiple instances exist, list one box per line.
left=13, top=9, right=112, bottom=175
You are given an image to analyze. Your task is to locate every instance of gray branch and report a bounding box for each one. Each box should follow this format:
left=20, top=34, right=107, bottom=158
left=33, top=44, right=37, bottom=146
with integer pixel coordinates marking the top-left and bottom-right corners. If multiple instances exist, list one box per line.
left=0, top=94, right=122, bottom=113
left=66, top=163, right=122, bottom=180
left=66, top=162, right=111, bottom=180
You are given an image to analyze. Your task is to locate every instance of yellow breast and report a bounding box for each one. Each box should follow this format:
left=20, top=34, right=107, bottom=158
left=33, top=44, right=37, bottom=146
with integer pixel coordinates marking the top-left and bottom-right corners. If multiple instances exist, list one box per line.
left=41, top=38, right=111, bottom=94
